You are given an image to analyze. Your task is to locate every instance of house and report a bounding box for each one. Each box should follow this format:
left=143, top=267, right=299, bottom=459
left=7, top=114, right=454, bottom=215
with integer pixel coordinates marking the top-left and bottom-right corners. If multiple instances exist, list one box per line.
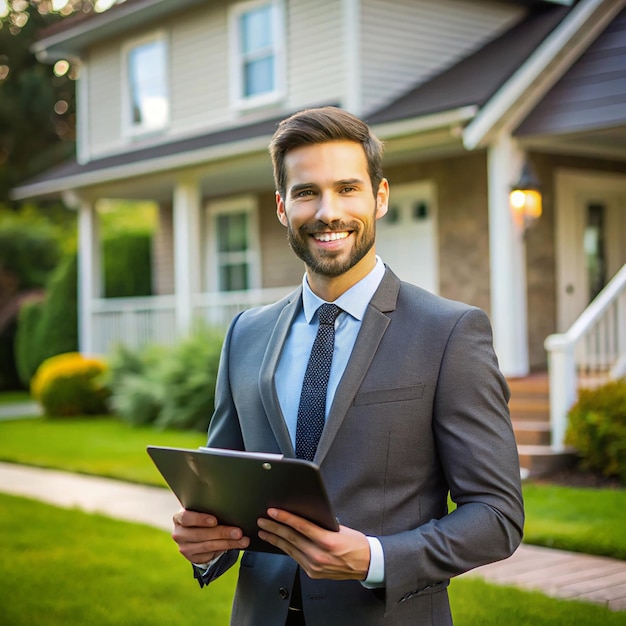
left=12, top=0, right=626, bottom=457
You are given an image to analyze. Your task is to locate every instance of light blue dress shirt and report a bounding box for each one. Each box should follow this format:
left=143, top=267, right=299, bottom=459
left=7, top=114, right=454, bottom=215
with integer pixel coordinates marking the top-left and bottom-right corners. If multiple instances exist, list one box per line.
left=275, top=257, right=386, bottom=586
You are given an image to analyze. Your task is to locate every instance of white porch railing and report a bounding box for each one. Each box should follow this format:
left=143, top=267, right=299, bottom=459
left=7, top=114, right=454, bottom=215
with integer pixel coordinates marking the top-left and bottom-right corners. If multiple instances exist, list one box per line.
left=544, top=263, right=626, bottom=451
left=92, top=295, right=177, bottom=355
left=192, top=287, right=296, bottom=328
left=90, top=287, right=297, bottom=355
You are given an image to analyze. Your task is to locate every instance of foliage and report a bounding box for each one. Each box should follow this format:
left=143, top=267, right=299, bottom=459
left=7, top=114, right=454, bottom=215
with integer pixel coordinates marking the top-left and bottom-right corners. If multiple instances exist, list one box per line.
left=14, top=250, right=79, bottom=385
left=103, top=231, right=153, bottom=297
left=106, top=343, right=165, bottom=427
left=566, top=379, right=626, bottom=483
left=13, top=295, right=44, bottom=385
left=0, top=4, right=75, bottom=204
left=31, top=351, right=109, bottom=416
left=0, top=207, right=63, bottom=288
left=107, top=325, right=224, bottom=432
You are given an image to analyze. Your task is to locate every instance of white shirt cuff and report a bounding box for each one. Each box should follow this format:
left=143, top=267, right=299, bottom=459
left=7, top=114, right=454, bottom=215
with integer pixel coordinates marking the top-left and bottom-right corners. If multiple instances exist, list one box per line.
left=361, top=536, right=385, bottom=588
left=192, top=552, right=225, bottom=572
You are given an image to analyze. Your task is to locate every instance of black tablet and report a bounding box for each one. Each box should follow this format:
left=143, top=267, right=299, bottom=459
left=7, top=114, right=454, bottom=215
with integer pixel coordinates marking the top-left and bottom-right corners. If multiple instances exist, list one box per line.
left=147, top=445, right=339, bottom=553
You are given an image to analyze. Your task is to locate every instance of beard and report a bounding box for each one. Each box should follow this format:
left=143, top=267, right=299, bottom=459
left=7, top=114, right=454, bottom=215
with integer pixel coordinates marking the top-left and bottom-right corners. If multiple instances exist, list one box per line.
left=286, top=215, right=376, bottom=278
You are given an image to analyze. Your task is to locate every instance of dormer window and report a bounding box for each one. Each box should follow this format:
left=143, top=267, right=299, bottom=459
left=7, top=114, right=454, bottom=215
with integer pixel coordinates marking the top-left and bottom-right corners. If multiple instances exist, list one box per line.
left=230, top=0, right=285, bottom=109
left=123, top=31, right=169, bottom=135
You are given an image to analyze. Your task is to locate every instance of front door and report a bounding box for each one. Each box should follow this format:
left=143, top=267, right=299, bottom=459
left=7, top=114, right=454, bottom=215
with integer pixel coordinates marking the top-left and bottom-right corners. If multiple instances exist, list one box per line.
left=376, top=181, right=438, bottom=294
left=555, top=170, right=626, bottom=332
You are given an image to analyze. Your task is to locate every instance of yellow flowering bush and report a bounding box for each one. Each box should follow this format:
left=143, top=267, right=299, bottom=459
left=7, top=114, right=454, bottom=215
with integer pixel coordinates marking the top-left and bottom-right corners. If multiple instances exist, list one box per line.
left=31, top=352, right=110, bottom=417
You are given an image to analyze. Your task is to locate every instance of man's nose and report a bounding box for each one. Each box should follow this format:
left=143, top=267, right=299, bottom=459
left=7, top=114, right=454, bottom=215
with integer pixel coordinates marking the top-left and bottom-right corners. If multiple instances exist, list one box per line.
left=316, top=191, right=342, bottom=223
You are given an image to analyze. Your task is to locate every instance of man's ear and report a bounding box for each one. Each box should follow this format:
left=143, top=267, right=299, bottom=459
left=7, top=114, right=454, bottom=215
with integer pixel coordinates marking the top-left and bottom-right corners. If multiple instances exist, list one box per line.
left=276, top=191, right=288, bottom=227
left=375, top=179, right=389, bottom=219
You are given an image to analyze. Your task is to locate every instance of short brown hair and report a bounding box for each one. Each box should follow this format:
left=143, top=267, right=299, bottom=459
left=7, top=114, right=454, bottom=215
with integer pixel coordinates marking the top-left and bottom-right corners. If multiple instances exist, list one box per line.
left=269, top=106, right=384, bottom=198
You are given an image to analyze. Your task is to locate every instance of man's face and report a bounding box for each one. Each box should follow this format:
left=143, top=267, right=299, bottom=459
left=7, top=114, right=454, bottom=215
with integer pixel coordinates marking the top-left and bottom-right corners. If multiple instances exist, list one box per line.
left=276, top=141, right=388, bottom=279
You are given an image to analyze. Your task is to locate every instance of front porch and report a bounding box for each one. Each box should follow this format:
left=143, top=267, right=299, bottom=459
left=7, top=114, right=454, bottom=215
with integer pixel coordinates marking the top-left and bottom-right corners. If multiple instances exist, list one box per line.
left=88, top=286, right=298, bottom=355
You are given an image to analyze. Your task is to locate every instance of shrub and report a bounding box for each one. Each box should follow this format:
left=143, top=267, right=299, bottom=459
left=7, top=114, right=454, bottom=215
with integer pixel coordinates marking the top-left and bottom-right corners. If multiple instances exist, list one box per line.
left=566, top=379, right=626, bottom=483
left=155, top=326, right=224, bottom=431
left=14, top=252, right=78, bottom=386
left=14, top=296, right=45, bottom=386
left=106, top=344, right=165, bottom=427
left=103, top=232, right=153, bottom=298
left=107, top=325, right=224, bottom=432
left=31, top=352, right=110, bottom=417
left=0, top=213, right=62, bottom=289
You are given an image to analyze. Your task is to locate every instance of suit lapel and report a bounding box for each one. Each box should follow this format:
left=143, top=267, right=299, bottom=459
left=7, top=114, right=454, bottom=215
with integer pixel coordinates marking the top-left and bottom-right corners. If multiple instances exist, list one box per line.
left=315, top=268, right=401, bottom=465
left=258, top=287, right=303, bottom=456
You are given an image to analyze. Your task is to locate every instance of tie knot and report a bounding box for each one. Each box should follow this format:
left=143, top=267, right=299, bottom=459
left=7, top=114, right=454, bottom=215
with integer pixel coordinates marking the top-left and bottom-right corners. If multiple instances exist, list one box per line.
left=317, top=303, right=341, bottom=326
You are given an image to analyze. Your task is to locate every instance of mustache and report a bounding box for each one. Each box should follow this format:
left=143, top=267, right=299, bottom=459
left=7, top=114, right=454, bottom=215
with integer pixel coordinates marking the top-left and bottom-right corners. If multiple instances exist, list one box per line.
left=298, top=221, right=359, bottom=234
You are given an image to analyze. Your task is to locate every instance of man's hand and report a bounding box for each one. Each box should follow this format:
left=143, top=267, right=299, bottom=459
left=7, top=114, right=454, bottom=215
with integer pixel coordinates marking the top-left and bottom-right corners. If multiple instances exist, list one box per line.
left=257, top=508, right=371, bottom=580
left=172, top=509, right=250, bottom=565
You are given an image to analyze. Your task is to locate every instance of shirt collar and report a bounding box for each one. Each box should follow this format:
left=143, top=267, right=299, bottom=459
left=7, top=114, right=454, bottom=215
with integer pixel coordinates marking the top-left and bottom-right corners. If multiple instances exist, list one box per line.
left=301, top=256, right=386, bottom=323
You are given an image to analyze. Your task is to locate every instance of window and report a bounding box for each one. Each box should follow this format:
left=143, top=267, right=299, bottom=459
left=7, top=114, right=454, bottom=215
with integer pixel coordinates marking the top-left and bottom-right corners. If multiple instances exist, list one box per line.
left=230, top=0, right=285, bottom=108
left=123, top=32, right=169, bottom=134
left=206, top=197, right=261, bottom=292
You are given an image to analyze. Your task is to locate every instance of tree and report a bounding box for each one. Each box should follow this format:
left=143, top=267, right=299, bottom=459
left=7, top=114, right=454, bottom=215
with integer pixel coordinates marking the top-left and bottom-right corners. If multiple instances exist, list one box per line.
left=0, top=0, right=118, bottom=205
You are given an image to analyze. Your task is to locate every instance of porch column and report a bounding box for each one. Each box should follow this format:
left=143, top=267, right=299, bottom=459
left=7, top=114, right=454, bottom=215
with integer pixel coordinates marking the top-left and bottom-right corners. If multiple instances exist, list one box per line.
left=75, top=196, right=101, bottom=355
left=173, top=177, right=202, bottom=336
left=487, top=132, right=529, bottom=377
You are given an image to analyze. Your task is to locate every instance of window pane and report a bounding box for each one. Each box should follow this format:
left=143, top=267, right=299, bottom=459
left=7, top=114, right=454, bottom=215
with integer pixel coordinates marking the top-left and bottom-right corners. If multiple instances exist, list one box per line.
left=220, top=263, right=248, bottom=291
left=128, top=40, right=168, bottom=128
left=244, top=56, right=274, bottom=96
left=217, top=213, right=248, bottom=252
left=240, top=6, right=272, bottom=54
left=584, top=203, right=606, bottom=301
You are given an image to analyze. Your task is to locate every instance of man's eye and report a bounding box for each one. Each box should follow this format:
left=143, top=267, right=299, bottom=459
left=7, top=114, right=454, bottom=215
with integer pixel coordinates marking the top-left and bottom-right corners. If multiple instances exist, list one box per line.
left=340, top=186, right=356, bottom=193
left=296, top=190, right=314, bottom=197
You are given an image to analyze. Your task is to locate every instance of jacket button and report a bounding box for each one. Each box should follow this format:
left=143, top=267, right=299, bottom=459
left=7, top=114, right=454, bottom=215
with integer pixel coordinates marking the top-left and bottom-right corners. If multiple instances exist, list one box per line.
left=279, top=587, right=289, bottom=600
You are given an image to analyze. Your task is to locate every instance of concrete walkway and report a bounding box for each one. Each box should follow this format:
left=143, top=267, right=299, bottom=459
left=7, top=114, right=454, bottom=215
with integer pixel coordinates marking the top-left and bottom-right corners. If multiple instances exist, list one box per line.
left=1, top=461, right=625, bottom=612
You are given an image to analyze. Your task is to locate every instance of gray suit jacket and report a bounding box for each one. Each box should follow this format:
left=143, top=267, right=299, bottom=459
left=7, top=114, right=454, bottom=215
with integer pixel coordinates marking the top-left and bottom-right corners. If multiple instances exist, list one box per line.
left=196, top=268, right=524, bottom=626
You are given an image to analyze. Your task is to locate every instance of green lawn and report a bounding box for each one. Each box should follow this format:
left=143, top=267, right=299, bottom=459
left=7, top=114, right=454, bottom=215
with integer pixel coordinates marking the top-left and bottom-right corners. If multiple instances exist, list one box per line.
left=1, top=492, right=623, bottom=626
left=0, top=414, right=624, bottom=560
left=0, top=415, right=206, bottom=485
left=0, top=390, right=32, bottom=405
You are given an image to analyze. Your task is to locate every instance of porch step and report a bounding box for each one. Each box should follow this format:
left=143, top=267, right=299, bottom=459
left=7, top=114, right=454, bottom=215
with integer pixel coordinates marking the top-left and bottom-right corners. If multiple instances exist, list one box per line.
left=517, top=445, right=578, bottom=478
left=506, top=373, right=578, bottom=477
left=512, top=421, right=551, bottom=446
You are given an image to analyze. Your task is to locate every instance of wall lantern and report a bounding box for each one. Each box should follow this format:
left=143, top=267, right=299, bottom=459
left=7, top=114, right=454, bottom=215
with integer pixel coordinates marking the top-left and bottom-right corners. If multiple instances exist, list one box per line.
left=510, top=160, right=542, bottom=231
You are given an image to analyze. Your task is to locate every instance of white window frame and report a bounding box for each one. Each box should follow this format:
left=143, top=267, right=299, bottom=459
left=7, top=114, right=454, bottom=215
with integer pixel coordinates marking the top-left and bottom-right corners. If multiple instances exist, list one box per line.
left=229, top=0, right=286, bottom=111
left=121, top=30, right=170, bottom=137
left=205, top=195, right=262, bottom=293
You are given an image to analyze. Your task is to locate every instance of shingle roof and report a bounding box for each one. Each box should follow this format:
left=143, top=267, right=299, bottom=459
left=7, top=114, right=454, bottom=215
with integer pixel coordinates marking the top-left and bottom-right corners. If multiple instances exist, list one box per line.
left=366, top=4, right=571, bottom=125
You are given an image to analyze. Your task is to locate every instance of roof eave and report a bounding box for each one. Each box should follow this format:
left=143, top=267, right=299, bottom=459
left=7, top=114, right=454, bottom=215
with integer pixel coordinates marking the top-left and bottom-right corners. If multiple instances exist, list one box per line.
left=463, top=0, right=626, bottom=150
left=10, top=134, right=272, bottom=201
left=32, top=0, right=203, bottom=62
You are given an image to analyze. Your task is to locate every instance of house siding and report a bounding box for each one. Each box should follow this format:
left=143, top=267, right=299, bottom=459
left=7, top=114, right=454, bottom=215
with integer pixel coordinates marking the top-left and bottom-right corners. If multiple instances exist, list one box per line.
left=360, top=0, right=525, bottom=115
left=86, top=39, right=122, bottom=158
left=285, top=0, right=345, bottom=111
left=80, top=0, right=347, bottom=161
left=384, top=152, right=491, bottom=312
left=169, top=3, right=231, bottom=137
left=258, top=192, right=303, bottom=288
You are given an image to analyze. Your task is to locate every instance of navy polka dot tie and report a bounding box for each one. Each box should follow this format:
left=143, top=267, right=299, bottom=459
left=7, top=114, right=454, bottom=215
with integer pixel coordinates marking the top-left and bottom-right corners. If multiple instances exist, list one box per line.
left=295, top=303, right=341, bottom=462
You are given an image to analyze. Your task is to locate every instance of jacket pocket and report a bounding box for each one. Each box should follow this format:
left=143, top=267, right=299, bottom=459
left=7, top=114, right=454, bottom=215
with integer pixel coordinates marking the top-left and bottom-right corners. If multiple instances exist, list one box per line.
left=353, top=384, right=424, bottom=406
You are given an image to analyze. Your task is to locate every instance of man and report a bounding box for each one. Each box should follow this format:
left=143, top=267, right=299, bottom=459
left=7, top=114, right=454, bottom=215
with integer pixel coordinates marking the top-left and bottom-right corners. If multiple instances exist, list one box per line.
left=172, top=106, right=524, bottom=626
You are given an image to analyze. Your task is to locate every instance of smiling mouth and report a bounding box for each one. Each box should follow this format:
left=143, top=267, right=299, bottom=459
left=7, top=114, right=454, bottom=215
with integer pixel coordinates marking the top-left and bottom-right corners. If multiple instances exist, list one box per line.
left=313, top=231, right=350, bottom=242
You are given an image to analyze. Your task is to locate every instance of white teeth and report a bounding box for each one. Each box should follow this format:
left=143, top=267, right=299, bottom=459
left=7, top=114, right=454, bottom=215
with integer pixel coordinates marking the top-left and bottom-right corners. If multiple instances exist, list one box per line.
left=314, top=232, right=349, bottom=242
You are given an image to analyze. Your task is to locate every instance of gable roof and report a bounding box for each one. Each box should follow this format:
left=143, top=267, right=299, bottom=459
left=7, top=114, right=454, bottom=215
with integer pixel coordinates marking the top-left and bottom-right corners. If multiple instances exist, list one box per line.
left=516, top=5, right=626, bottom=136
left=367, top=4, right=571, bottom=125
